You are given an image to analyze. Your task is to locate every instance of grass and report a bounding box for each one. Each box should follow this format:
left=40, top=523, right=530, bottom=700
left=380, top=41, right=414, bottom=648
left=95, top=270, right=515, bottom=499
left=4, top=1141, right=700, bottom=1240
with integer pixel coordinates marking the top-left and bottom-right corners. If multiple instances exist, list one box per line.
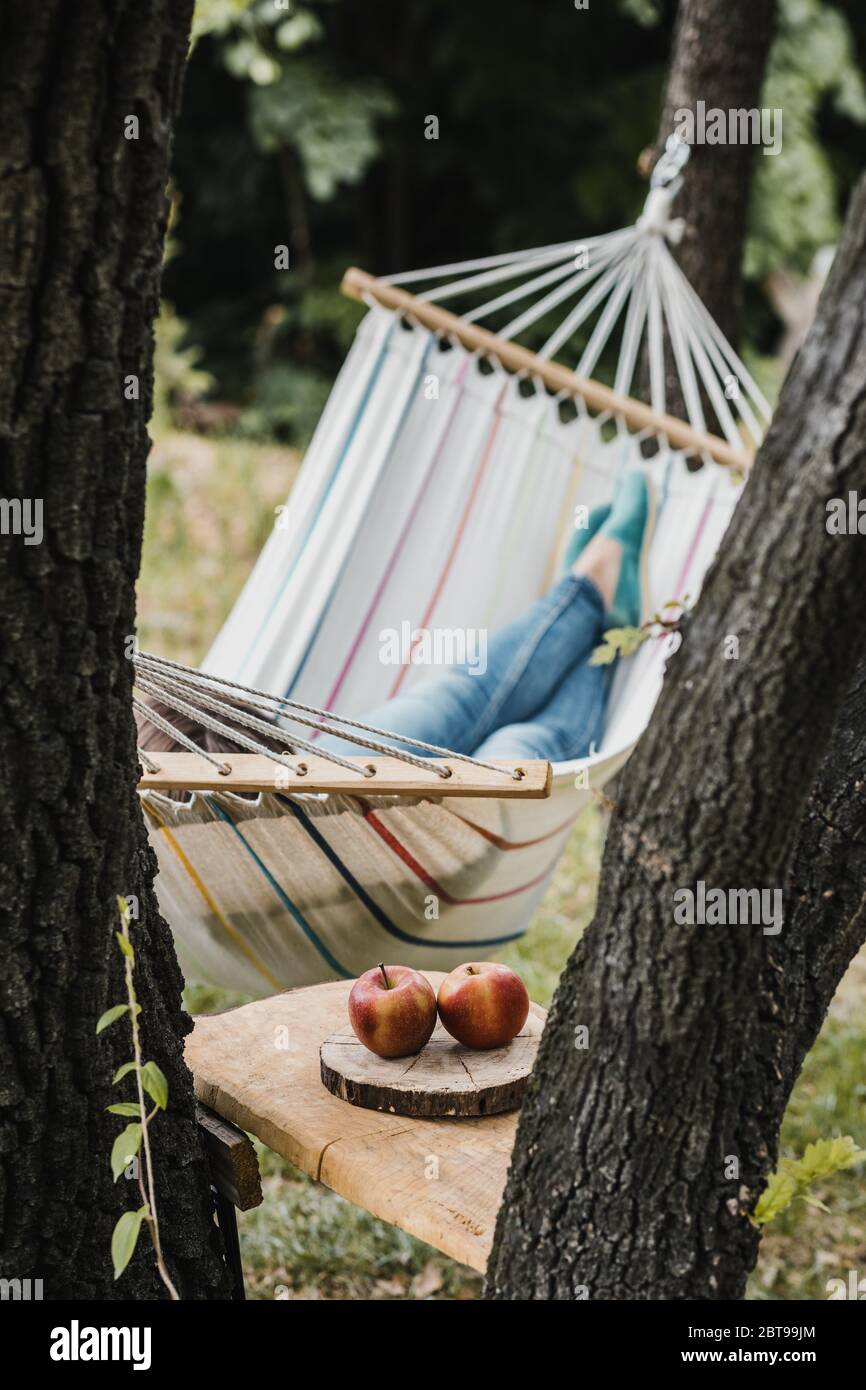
left=145, top=428, right=865, bottom=1301
left=242, top=1147, right=482, bottom=1301
left=748, top=1019, right=866, bottom=1301
left=138, top=430, right=299, bottom=662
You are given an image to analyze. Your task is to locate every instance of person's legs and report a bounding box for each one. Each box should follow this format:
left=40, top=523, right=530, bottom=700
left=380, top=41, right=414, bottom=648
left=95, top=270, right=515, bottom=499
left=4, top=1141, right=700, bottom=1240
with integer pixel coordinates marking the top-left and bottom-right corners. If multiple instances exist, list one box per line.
left=471, top=471, right=652, bottom=761
left=315, top=572, right=607, bottom=758
left=472, top=656, right=613, bottom=763
left=316, top=469, right=652, bottom=761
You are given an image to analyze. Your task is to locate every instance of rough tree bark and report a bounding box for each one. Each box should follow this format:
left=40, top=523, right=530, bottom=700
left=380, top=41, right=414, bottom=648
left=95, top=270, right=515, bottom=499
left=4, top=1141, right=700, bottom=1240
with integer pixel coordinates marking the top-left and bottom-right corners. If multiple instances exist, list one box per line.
left=0, top=1, right=231, bottom=1298
left=649, top=0, right=866, bottom=1085
left=782, top=662, right=866, bottom=1071
left=652, top=0, right=778, bottom=345
left=486, top=173, right=866, bottom=1300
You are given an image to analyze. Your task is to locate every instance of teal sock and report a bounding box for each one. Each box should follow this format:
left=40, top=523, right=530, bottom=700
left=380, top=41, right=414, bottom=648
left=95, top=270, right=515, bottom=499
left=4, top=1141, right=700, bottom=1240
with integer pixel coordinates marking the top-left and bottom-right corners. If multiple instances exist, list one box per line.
left=599, top=471, right=653, bottom=630
left=563, top=503, right=611, bottom=571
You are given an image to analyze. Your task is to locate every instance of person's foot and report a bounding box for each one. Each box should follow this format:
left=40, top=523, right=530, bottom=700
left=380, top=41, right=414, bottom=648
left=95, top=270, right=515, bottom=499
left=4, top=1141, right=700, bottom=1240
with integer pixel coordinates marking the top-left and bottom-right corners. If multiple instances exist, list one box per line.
left=598, top=470, right=656, bottom=629
left=564, top=503, right=611, bottom=571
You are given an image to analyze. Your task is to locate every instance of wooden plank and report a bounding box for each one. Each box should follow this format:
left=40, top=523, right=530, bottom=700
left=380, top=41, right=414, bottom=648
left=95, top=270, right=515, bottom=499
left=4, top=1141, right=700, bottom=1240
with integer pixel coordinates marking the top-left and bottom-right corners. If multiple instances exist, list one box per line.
left=186, top=975, right=547, bottom=1272
left=138, top=752, right=552, bottom=799
left=319, top=1012, right=542, bottom=1117
left=196, top=1103, right=263, bottom=1211
left=342, top=266, right=753, bottom=472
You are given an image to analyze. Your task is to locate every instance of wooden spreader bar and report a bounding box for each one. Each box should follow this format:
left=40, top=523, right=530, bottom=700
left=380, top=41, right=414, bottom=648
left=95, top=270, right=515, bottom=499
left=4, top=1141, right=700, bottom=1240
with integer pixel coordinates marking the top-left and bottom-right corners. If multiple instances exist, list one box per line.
left=138, top=751, right=552, bottom=798
left=341, top=266, right=753, bottom=472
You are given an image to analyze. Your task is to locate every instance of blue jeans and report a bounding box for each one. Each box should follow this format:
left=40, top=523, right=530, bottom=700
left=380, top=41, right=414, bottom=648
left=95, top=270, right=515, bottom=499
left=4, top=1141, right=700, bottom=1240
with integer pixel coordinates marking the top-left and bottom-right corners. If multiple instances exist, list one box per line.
left=317, top=575, right=611, bottom=764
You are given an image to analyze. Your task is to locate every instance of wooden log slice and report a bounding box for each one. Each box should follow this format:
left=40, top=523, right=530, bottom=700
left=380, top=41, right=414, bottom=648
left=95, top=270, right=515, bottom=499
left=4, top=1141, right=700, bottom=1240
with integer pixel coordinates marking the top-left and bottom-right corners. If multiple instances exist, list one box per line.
left=320, top=1014, right=543, bottom=1118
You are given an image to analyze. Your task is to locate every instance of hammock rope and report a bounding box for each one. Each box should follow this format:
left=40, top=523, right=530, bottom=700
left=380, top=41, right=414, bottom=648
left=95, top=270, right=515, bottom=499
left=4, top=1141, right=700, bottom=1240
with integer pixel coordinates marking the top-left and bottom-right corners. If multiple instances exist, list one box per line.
left=370, top=140, right=771, bottom=465
left=135, top=741, right=164, bottom=776
left=133, top=651, right=528, bottom=783
left=135, top=672, right=320, bottom=779
left=132, top=695, right=232, bottom=777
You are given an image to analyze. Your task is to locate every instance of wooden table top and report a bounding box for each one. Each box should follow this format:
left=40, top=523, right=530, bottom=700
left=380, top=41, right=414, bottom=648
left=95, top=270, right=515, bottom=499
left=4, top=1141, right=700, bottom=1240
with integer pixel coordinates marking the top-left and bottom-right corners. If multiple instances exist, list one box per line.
left=186, top=972, right=545, bottom=1273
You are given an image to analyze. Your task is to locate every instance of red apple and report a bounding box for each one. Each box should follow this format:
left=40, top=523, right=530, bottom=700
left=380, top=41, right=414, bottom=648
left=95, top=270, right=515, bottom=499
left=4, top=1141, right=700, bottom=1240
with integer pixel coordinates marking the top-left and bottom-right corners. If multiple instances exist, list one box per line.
left=437, top=961, right=529, bottom=1050
left=348, top=964, right=437, bottom=1059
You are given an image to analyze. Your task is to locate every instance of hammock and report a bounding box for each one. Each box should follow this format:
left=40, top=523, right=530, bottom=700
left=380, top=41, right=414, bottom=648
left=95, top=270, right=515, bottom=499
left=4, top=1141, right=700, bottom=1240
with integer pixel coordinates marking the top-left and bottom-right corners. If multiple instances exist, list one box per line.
left=140, top=140, right=771, bottom=995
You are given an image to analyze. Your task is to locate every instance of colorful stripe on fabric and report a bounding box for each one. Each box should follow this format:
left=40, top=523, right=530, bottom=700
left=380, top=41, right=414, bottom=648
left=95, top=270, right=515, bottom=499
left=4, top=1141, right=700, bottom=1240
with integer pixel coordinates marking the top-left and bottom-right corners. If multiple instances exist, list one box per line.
left=355, top=798, right=562, bottom=905
left=286, top=333, right=435, bottom=701
left=447, top=805, right=578, bottom=851
left=673, top=490, right=715, bottom=598
left=319, top=351, right=475, bottom=716
left=142, top=799, right=284, bottom=992
left=239, top=316, right=396, bottom=680
left=539, top=440, right=585, bottom=595
left=483, top=400, right=555, bottom=622
left=210, top=801, right=352, bottom=978
left=388, top=378, right=509, bottom=698
left=277, top=796, right=525, bottom=949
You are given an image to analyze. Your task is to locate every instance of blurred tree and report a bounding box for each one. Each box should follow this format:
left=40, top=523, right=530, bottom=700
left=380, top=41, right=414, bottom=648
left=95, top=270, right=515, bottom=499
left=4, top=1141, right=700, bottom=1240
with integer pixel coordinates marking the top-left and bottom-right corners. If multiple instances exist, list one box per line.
left=0, top=0, right=230, bottom=1299
left=165, top=0, right=676, bottom=438
left=161, top=0, right=865, bottom=444
left=651, top=0, right=778, bottom=348
left=748, top=0, right=866, bottom=283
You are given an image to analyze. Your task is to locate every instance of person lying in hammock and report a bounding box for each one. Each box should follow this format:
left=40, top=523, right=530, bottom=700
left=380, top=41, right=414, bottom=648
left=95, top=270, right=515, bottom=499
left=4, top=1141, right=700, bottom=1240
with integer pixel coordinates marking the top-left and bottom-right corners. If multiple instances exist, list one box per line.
left=137, top=470, right=654, bottom=770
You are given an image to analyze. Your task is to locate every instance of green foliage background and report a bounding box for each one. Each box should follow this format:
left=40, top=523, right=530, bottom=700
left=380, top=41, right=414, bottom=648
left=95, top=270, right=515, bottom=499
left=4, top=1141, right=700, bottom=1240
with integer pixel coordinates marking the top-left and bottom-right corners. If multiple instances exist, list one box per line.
left=162, top=0, right=866, bottom=444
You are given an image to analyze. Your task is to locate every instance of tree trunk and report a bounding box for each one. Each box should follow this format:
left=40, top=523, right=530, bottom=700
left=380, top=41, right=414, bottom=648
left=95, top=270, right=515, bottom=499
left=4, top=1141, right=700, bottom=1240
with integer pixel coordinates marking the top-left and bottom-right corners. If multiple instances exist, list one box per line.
left=653, top=0, right=777, bottom=345
left=486, top=172, right=866, bottom=1300
left=782, top=660, right=866, bottom=1072
left=0, top=1, right=231, bottom=1299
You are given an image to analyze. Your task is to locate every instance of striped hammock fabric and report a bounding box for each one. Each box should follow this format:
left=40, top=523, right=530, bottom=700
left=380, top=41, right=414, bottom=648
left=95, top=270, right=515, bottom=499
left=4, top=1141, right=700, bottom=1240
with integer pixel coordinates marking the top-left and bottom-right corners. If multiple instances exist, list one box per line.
left=141, top=189, right=770, bottom=995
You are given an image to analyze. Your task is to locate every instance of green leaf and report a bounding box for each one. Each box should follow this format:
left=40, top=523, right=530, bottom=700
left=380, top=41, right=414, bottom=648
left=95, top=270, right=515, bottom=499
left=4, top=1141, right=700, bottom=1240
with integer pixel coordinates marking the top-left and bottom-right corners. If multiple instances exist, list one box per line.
left=248, top=63, right=396, bottom=201
left=141, top=1061, right=169, bottom=1111
left=111, top=1124, right=143, bottom=1182
left=749, top=1135, right=865, bottom=1228
left=276, top=12, right=323, bottom=51
left=106, top=1103, right=142, bottom=1118
left=789, top=1136, right=865, bottom=1185
left=618, top=0, right=662, bottom=26
left=112, top=1062, right=137, bottom=1085
left=750, top=1170, right=797, bottom=1227
left=191, top=0, right=255, bottom=45
left=797, top=1193, right=831, bottom=1215
left=116, top=930, right=134, bottom=960
left=96, top=1004, right=129, bottom=1035
left=746, top=0, right=866, bottom=283
left=590, top=626, right=647, bottom=665
left=589, top=641, right=617, bottom=667
left=111, top=1206, right=148, bottom=1281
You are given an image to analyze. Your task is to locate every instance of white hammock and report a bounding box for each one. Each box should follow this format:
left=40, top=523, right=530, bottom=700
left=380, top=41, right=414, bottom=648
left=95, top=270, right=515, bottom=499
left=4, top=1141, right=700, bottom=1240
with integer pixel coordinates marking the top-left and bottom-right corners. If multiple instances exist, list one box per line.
left=141, top=150, right=771, bottom=995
